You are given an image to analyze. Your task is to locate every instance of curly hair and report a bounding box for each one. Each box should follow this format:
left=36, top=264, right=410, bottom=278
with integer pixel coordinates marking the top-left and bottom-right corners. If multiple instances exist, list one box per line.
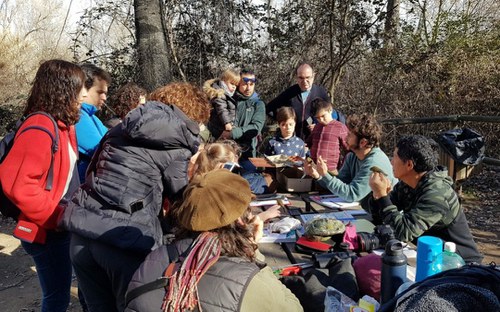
left=397, top=135, right=439, bottom=173
left=25, top=59, right=84, bottom=125
left=347, top=114, right=382, bottom=148
left=108, top=82, right=147, bottom=119
left=193, top=142, right=238, bottom=178
left=149, top=82, right=210, bottom=124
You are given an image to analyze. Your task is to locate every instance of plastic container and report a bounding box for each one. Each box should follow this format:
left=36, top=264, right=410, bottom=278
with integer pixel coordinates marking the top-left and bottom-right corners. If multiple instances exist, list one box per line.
left=432, top=242, right=465, bottom=272
left=415, top=236, right=443, bottom=282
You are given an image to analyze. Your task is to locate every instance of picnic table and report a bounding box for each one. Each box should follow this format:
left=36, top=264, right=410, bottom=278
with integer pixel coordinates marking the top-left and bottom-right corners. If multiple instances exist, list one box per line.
left=254, top=192, right=417, bottom=275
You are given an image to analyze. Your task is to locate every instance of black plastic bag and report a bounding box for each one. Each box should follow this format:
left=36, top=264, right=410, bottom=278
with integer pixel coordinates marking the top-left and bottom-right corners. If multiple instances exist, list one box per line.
left=437, top=128, right=485, bottom=166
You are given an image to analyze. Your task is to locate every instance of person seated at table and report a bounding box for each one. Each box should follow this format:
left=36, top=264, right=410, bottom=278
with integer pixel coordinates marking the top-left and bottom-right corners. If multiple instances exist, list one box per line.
left=125, top=170, right=303, bottom=312
left=189, top=141, right=280, bottom=221
left=264, top=106, right=306, bottom=158
left=304, top=114, right=397, bottom=206
left=367, top=135, right=483, bottom=263
left=306, top=98, right=348, bottom=175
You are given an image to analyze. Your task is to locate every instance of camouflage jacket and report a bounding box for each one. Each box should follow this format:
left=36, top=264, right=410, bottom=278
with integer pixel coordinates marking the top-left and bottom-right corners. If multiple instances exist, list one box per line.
left=369, top=166, right=482, bottom=263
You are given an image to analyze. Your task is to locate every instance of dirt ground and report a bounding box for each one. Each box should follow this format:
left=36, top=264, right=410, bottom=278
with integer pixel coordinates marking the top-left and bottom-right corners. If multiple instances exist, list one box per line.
left=0, top=166, right=499, bottom=312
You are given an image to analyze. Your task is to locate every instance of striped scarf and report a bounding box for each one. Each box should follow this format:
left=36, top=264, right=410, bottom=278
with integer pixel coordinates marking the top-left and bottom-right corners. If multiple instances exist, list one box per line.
left=162, top=232, right=222, bottom=312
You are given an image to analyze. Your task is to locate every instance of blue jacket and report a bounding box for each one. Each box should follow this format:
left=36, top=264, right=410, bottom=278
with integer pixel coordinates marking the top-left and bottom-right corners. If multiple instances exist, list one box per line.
left=75, top=103, right=108, bottom=182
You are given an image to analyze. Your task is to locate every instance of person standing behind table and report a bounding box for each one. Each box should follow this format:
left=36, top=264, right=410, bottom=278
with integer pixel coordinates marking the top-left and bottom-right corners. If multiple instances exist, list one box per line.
left=204, top=68, right=240, bottom=140
left=126, top=170, right=303, bottom=312
left=267, top=63, right=345, bottom=139
left=264, top=106, right=306, bottom=158
left=60, top=82, right=211, bottom=312
left=104, top=82, right=147, bottom=128
left=304, top=114, right=397, bottom=207
left=221, top=69, right=266, bottom=165
left=306, top=98, right=348, bottom=175
left=75, top=63, right=112, bottom=183
left=219, top=69, right=272, bottom=194
left=368, top=135, right=483, bottom=263
left=0, top=60, right=87, bottom=312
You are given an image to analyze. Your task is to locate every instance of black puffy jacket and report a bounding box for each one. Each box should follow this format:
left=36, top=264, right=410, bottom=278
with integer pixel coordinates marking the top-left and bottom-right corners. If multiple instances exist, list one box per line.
left=61, top=101, right=200, bottom=253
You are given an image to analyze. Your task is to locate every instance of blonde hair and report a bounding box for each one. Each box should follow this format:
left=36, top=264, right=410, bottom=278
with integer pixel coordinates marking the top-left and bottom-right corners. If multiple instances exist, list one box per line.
left=220, top=69, right=240, bottom=85
left=193, top=142, right=237, bottom=177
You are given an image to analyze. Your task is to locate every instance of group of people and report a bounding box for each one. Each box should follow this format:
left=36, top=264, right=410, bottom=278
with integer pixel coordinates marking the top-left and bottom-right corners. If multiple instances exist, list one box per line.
left=0, top=59, right=483, bottom=312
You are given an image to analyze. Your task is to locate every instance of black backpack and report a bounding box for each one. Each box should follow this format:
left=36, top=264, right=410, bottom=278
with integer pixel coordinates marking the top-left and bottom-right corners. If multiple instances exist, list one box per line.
left=0, top=112, right=59, bottom=220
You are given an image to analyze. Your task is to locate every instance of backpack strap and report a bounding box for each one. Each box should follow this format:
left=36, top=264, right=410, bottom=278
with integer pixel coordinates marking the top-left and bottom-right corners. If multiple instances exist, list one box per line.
left=18, top=112, right=59, bottom=191
left=124, top=261, right=179, bottom=306
left=124, top=240, right=194, bottom=307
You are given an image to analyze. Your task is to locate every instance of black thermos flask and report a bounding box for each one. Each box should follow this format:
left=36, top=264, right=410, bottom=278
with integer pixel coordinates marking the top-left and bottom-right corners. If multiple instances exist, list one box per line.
left=380, top=239, right=408, bottom=304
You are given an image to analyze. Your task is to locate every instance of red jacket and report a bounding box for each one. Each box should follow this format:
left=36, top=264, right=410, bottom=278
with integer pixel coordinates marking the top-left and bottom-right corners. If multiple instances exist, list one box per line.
left=0, top=114, right=78, bottom=229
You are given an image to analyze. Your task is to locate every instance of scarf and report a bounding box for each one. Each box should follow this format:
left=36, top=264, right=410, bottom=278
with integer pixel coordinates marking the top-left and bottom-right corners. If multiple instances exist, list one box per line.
left=220, top=80, right=235, bottom=97
left=162, top=232, right=222, bottom=312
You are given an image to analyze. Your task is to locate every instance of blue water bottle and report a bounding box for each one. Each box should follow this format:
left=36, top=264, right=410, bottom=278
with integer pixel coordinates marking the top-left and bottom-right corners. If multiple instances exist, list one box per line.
left=380, top=240, right=408, bottom=305
left=416, top=236, right=443, bottom=282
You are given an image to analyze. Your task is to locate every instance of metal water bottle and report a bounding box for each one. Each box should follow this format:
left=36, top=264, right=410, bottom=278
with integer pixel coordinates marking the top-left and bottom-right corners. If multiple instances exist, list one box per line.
left=380, top=240, right=408, bottom=305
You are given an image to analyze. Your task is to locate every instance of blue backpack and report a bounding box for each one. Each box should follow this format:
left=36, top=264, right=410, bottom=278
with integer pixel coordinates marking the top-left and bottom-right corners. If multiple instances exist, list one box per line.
left=0, top=112, right=59, bottom=220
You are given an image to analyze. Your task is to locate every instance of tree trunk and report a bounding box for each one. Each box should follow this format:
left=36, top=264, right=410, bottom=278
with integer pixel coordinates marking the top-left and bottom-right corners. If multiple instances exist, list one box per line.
left=134, top=0, right=171, bottom=91
left=385, top=0, right=400, bottom=46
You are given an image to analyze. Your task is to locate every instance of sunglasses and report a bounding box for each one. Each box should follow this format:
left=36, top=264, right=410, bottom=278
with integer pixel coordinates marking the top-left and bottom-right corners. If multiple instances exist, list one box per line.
left=223, top=162, right=240, bottom=172
left=242, top=77, right=257, bottom=84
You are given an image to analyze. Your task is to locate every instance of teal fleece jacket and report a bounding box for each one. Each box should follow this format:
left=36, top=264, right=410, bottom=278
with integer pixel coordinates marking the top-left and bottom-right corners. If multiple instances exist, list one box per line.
left=231, top=91, right=266, bottom=158
left=317, top=147, right=397, bottom=202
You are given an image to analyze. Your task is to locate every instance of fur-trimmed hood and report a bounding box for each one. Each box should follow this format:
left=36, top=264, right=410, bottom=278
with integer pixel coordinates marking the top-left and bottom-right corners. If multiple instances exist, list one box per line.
left=203, top=78, right=225, bottom=100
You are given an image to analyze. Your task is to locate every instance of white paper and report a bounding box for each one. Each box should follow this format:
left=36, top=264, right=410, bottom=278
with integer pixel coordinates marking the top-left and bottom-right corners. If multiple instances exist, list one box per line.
left=250, top=197, right=290, bottom=207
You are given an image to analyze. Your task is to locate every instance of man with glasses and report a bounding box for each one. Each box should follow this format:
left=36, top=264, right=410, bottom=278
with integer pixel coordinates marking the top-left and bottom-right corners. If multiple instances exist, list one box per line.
left=267, top=63, right=343, bottom=139
left=304, top=114, right=397, bottom=208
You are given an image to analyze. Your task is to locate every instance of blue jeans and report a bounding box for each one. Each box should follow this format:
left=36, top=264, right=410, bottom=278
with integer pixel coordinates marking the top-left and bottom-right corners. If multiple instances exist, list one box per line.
left=21, top=231, right=72, bottom=312
left=239, top=159, right=269, bottom=194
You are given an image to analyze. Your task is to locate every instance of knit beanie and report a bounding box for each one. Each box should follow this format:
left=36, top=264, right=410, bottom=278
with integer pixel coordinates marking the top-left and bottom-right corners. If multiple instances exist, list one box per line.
left=176, top=169, right=252, bottom=231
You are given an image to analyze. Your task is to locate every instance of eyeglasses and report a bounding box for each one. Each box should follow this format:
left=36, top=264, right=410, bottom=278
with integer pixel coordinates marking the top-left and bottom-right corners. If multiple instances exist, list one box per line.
left=242, top=77, right=257, bottom=84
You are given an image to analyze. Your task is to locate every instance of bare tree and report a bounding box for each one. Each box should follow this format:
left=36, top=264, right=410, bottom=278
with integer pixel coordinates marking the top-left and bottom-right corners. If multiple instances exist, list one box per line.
left=385, top=0, right=400, bottom=46
left=0, top=0, right=72, bottom=102
left=134, top=0, right=171, bottom=91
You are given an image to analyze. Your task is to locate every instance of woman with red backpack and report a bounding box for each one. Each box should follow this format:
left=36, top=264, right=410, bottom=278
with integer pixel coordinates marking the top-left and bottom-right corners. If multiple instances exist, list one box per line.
left=0, top=59, right=87, bottom=312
